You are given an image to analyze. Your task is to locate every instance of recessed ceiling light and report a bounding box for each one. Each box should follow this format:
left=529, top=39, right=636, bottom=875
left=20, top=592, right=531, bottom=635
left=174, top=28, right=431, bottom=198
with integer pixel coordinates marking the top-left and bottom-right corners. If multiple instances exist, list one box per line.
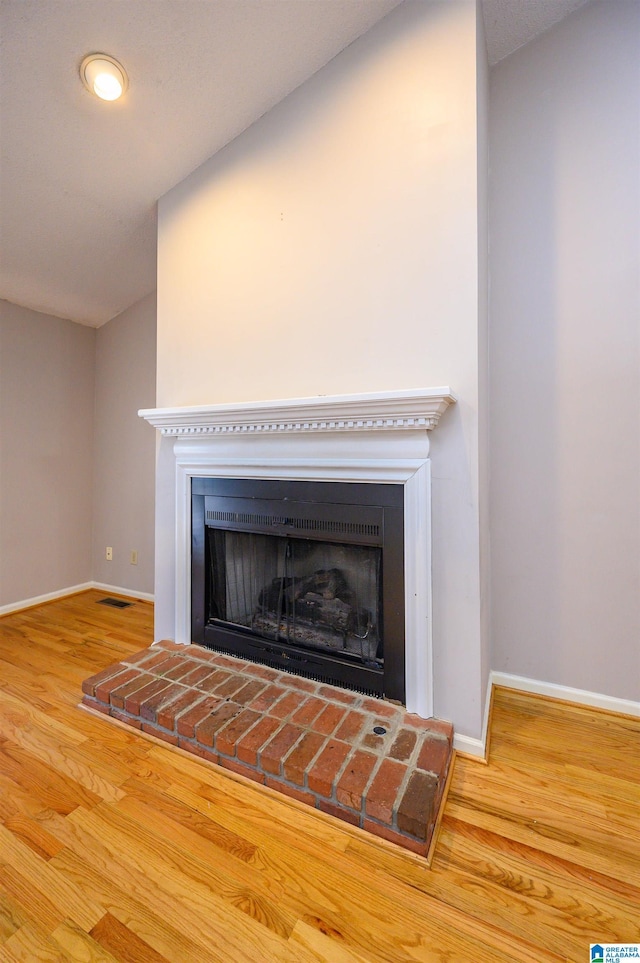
left=80, top=53, right=128, bottom=102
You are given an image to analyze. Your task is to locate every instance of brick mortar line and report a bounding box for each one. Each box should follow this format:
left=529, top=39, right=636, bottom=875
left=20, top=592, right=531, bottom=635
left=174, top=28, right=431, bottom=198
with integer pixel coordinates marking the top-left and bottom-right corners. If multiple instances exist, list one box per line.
left=219, top=703, right=280, bottom=752
left=280, top=728, right=328, bottom=788
left=166, top=689, right=214, bottom=725
left=95, top=664, right=448, bottom=775
left=127, top=647, right=379, bottom=711
left=355, top=747, right=388, bottom=818
left=147, top=665, right=402, bottom=739
left=122, top=649, right=432, bottom=738
left=258, top=722, right=308, bottom=777
left=389, top=758, right=417, bottom=831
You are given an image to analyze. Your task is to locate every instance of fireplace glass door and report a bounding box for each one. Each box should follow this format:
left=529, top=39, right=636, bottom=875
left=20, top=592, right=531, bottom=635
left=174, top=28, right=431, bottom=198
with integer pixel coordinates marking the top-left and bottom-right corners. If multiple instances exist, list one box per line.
left=207, top=530, right=382, bottom=665
left=191, top=478, right=405, bottom=701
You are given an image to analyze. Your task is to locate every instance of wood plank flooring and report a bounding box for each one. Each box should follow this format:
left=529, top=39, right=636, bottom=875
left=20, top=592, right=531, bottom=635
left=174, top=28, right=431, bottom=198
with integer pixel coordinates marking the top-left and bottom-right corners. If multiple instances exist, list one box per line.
left=0, top=590, right=638, bottom=962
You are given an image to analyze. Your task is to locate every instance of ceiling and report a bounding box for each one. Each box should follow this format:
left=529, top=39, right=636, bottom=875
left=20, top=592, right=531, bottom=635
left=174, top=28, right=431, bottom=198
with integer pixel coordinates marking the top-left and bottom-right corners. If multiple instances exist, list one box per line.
left=0, top=0, right=590, bottom=327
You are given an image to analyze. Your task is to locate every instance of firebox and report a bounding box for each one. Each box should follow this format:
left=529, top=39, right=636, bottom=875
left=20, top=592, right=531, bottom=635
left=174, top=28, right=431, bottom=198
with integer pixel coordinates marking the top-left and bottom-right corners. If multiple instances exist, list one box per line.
left=191, top=478, right=405, bottom=702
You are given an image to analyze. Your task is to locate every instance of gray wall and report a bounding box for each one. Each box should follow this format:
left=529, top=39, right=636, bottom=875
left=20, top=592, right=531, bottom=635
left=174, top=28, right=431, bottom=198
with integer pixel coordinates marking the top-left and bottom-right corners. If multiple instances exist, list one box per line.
left=0, top=300, right=95, bottom=605
left=489, top=0, right=640, bottom=700
left=0, top=294, right=156, bottom=609
left=92, top=292, right=156, bottom=595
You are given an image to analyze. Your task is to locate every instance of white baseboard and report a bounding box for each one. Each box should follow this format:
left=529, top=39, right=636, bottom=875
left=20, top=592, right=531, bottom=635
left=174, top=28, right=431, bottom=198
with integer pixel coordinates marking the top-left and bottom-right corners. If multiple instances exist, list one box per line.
left=0, top=582, right=95, bottom=616
left=452, top=733, right=486, bottom=757
left=491, top=671, right=640, bottom=719
left=0, top=581, right=154, bottom=616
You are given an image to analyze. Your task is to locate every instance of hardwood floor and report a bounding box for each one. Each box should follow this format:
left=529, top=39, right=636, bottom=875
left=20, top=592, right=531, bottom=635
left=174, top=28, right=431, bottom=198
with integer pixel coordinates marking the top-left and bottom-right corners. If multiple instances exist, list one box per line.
left=0, top=590, right=638, bottom=962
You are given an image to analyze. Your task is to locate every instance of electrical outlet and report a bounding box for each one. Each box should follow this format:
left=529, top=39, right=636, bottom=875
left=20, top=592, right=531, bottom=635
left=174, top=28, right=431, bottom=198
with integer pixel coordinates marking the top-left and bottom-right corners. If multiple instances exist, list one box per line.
left=106, top=547, right=113, bottom=561
left=130, top=550, right=138, bottom=565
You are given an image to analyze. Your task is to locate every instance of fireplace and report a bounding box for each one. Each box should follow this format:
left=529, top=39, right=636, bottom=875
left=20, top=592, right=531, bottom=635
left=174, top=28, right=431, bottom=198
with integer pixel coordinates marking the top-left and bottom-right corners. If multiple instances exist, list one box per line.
left=140, top=387, right=456, bottom=719
left=191, top=478, right=405, bottom=700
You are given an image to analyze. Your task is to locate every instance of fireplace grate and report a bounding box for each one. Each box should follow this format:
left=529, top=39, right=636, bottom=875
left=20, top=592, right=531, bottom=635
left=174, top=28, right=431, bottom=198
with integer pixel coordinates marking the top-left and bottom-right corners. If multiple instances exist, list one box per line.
left=205, top=509, right=380, bottom=539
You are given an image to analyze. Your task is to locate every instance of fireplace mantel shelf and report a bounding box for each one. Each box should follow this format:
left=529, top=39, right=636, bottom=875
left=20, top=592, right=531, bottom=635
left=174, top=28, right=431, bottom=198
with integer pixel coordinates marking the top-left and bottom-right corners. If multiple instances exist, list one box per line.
left=139, top=387, right=456, bottom=436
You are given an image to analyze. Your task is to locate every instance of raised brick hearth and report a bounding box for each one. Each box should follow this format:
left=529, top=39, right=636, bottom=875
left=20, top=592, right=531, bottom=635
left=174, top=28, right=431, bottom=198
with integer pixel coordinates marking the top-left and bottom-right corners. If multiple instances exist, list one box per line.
left=81, top=640, right=453, bottom=857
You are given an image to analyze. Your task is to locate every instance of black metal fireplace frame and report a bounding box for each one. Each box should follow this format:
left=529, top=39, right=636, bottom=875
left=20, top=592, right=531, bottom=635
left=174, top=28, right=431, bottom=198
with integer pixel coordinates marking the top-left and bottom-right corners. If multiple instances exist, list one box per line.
left=191, top=477, right=405, bottom=702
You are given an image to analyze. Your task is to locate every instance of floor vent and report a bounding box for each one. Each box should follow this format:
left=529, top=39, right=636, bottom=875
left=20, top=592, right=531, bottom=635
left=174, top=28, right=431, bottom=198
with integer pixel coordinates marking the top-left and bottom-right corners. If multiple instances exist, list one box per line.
left=96, top=597, right=132, bottom=609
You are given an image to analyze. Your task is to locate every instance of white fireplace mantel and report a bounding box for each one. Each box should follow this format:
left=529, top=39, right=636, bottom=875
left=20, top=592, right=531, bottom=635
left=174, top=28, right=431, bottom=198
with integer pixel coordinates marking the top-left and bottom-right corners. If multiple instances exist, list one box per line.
left=140, top=388, right=456, bottom=720
left=139, top=386, right=456, bottom=437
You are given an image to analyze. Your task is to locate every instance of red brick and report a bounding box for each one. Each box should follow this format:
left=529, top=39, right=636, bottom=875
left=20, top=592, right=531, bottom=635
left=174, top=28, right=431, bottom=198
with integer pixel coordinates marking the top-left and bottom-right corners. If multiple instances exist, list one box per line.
left=220, top=757, right=265, bottom=785
left=291, top=697, right=325, bottom=727
left=318, top=686, right=359, bottom=706
left=319, top=799, right=361, bottom=828
left=313, top=703, right=347, bottom=736
left=141, top=723, right=180, bottom=747
left=110, top=672, right=154, bottom=711
left=215, top=709, right=261, bottom=757
left=134, top=650, right=178, bottom=672
left=389, top=728, right=417, bottom=763
left=283, top=675, right=317, bottom=694
left=361, top=698, right=399, bottom=720
left=179, top=665, right=220, bottom=688
left=81, top=695, right=112, bottom=715
left=265, top=777, right=316, bottom=807
left=236, top=716, right=282, bottom=766
left=336, top=750, right=378, bottom=811
left=248, top=684, right=287, bottom=713
left=111, top=708, right=143, bottom=729
left=162, top=660, right=200, bottom=682
left=82, top=662, right=126, bottom=697
left=124, top=678, right=171, bottom=716
left=404, top=715, right=453, bottom=741
left=195, top=702, right=242, bottom=747
left=211, top=673, right=248, bottom=699
left=230, top=680, right=267, bottom=707
left=155, top=640, right=189, bottom=653
left=187, top=648, right=221, bottom=664
left=176, top=696, right=222, bottom=738
left=95, top=668, right=140, bottom=703
left=365, top=758, right=407, bottom=825
left=177, top=738, right=219, bottom=765
left=156, top=688, right=200, bottom=730
left=211, top=654, right=248, bottom=671
left=242, top=663, right=281, bottom=682
left=260, top=724, right=304, bottom=776
left=335, top=710, right=367, bottom=742
left=123, top=648, right=157, bottom=666
left=417, top=736, right=451, bottom=776
left=139, top=681, right=185, bottom=723
left=283, top=731, right=326, bottom=786
left=361, top=819, right=428, bottom=857
left=397, top=770, right=438, bottom=842
left=145, top=655, right=189, bottom=677
left=269, top=691, right=303, bottom=720
left=361, top=726, right=389, bottom=752
left=307, top=740, right=351, bottom=797
left=196, top=669, right=233, bottom=694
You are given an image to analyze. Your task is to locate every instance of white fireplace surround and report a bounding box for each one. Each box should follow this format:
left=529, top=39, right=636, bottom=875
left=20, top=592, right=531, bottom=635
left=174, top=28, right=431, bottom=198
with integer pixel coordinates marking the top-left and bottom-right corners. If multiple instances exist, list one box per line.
left=140, top=387, right=456, bottom=719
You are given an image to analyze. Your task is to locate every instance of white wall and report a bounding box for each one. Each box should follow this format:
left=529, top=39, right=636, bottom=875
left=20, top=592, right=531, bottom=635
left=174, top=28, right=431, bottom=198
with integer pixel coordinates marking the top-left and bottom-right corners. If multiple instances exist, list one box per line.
left=156, top=0, right=487, bottom=739
left=0, top=300, right=95, bottom=605
left=93, top=292, right=156, bottom=595
left=489, top=0, right=640, bottom=701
